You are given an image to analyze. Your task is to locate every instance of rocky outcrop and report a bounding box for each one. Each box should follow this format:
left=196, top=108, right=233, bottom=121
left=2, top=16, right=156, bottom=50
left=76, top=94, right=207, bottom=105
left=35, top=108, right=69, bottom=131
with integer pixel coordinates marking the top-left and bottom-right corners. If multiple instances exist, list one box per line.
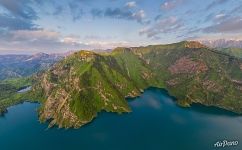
left=202, top=80, right=223, bottom=93
left=168, top=56, right=208, bottom=74
left=166, top=78, right=179, bottom=86
left=76, top=51, right=97, bottom=62
left=39, top=89, right=84, bottom=128
left=185, top=41, right=207, bottom=49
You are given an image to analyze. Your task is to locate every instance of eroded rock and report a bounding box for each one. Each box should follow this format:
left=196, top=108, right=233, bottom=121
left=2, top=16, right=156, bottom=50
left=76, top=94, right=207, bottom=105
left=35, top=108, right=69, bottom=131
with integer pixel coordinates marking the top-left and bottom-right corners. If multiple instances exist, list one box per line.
left=185, top=41, right=207, bottom=49
left=168, top=56, right=208, bottom=74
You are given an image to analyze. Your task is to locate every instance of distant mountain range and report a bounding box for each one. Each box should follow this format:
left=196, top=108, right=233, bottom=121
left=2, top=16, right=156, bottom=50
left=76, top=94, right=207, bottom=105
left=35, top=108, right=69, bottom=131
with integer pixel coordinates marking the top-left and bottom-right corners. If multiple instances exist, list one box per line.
left=198, top=39, right=242, bottom=58
left=200, top=39, right=242, bottom=48
left=0, top=53, right=63, bottom=80
left=0, top=49, right=112, bottom=80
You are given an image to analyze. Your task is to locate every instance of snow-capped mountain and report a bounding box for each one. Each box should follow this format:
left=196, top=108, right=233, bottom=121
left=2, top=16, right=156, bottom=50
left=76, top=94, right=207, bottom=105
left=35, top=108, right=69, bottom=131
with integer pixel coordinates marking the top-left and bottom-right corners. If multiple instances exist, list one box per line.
left=199, top=39, right=242, bottom=48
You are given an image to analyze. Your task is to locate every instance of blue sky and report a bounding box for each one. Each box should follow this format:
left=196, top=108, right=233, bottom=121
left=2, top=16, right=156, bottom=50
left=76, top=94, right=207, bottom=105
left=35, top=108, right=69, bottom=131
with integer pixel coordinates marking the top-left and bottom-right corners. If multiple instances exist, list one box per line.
left=0, top=0, right=241, bottom=54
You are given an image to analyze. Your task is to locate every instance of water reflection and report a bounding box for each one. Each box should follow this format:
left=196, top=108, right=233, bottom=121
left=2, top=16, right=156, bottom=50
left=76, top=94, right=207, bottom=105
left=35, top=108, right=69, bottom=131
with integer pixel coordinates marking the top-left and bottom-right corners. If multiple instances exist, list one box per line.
left=0, top=88, right=242, bottom=150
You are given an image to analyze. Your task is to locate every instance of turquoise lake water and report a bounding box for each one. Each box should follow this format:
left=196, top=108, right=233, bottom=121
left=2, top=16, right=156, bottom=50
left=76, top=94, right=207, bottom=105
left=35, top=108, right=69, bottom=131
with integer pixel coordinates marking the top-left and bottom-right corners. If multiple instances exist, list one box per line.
left=0, top=88, right=242, bottom=150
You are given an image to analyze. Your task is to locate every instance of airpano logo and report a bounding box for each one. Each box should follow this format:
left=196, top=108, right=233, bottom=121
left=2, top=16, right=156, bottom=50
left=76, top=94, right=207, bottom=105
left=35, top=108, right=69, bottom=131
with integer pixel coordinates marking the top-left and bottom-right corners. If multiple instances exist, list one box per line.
left=214, top=140, right=239, bottom=148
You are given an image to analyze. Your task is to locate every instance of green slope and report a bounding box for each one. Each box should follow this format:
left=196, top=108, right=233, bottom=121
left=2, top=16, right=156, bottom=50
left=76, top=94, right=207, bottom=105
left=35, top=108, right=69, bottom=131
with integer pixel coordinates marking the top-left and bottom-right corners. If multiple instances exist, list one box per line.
left=138, top=43, right=242, bottom=111
left=214, top=47, right=242, bottom=58
left=0, top=77, right=36, bottom=114
left=3, top=41, right=242, bottom=128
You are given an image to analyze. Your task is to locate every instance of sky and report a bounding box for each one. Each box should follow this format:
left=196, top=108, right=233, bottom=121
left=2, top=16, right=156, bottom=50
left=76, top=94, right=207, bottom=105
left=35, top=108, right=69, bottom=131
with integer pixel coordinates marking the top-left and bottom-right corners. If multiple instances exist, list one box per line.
left=0, top=0, right=241, bottom=54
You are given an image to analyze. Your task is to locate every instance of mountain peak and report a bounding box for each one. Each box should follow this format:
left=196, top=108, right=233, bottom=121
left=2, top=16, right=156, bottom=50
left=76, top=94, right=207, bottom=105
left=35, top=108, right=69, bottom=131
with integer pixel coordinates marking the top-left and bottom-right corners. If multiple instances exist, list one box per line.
left=72, top=50, right=99, bottom=62
left=185, top=41, right=207, bottom=49
left=33, top=52, right=49, bottom=57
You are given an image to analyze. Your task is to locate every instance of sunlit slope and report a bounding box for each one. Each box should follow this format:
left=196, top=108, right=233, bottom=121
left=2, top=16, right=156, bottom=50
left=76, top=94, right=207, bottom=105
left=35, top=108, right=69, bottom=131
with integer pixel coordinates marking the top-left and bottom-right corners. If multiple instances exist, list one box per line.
left=32, top=50, right=159, bottom=128
left=29, top=41, right=242, bottom=128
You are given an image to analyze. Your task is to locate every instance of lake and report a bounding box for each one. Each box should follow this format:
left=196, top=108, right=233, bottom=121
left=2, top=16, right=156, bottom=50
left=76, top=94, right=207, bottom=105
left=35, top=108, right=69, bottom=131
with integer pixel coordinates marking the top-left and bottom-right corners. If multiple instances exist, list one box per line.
left=0, top=88, right=242, bottom=150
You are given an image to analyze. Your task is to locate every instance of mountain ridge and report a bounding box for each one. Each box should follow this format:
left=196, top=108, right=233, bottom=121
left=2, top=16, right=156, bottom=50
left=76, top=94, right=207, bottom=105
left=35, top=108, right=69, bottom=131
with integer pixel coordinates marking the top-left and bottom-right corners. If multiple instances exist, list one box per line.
left=1, top=41, right=242, bottom=128
left=0, top=53, right=63, bottom=80
left=200, top=39, right=242, bottom=49
left=26, top=41, right=242, bottom=128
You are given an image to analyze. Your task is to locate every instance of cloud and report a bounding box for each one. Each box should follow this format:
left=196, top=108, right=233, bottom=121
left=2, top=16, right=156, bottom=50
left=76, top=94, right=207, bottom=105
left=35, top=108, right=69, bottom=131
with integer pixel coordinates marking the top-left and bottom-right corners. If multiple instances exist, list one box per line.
left=0, top=29, right=86, bottom=52
left=132, top=10, right=148, bottom=23
left=139, top=16, right=183, bottom=39
left=68, top=2, right=84, bottom=21
left=61, top=35, right=80, bottom=44
left=91, top=7, right=149, bottom=24
left=83, top=40, right=133, bottom=49
left=203, top=17, right=242, bottom=33
left=204, top=12, right=230, bottom=23
left=90, top=8, right=103, bottom=18
left=84, top=35, right=116, bottom=40
left=45, top=1, right=84, bottom=21
left=0, top=0, right=39, bottom=30
left=191, top=35, right=242, bottom=42
left=0, top=29, right=134, bottom=53
left=213, top=13, right=228, bottom=22
left=230, top=4, right=242, bottom=14
left=206, top=0, right=228, bottom=10
left=11, top=30, right=60, bottom=42
left=0, top=14, right=37, bottom=30
left=125, top=1, right=136, bottom=8
left=160, top=0, right=183, bottom=11
left=52, top=5, right=64, bottom=16
left=0, top=0, right=38, bottom=20
left=104, top=8, right=133, bottom=19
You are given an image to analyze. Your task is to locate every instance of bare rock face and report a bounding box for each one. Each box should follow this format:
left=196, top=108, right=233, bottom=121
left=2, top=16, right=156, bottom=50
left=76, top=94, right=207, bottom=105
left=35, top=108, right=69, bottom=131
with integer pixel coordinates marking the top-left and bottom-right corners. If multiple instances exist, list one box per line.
left=185, top=41, right=207, bottom=49
left=76, top=51, right=97, bottom=62
left=41, top=74, right=55, bottom=96
left=202, top=80, right=223, bottom=93
left=168, top=56, right=208, bottom=74
left=39, top=89, right=83, bottom=128
left=166, top=78, right=179, bottom=86
left=142, top=71, right=153, bottom=80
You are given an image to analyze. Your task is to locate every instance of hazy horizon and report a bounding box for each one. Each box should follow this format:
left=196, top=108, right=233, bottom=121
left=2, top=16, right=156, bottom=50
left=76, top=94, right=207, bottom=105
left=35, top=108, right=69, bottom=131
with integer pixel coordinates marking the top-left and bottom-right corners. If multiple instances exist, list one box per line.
left=0, top=40, right=187, bottom=55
